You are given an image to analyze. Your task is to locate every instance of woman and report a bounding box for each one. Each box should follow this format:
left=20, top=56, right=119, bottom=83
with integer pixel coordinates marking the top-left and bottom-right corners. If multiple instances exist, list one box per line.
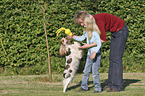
left=73, top=10, right=129, bottom=92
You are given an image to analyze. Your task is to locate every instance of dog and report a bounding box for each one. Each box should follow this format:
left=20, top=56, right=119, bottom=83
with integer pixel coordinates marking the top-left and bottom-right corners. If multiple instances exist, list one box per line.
left=59, top=37, right=83, bottom=92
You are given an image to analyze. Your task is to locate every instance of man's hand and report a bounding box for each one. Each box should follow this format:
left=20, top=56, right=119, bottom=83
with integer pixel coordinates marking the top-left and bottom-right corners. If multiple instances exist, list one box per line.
left=101, top=39, right=105, bottom=43
left=90, top=52, right=96, bottom=60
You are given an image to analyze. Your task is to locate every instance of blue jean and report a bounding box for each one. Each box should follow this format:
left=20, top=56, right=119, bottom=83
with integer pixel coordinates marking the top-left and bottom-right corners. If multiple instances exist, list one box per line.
left=108, top=23, right=128, bottom=90
left=81, top=52, right=102, bottom=91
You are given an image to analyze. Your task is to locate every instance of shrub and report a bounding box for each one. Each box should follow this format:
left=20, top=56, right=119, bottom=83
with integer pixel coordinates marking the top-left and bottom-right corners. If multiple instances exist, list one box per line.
left=0, top=0, right=144, bottom=75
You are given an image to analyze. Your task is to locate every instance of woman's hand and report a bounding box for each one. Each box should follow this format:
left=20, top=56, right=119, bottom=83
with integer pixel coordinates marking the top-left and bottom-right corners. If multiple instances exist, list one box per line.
left=67, top=35, right=75, bottom=39
left=79, top=43, right=90, bottom=49
left=90, top=52, right=96, bottom=60
left=67, top=35, right=72, bottom=39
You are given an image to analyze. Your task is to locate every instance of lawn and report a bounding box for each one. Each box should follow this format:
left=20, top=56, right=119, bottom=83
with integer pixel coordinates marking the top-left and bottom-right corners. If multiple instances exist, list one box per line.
left=0, top=73, right=145, bottom=96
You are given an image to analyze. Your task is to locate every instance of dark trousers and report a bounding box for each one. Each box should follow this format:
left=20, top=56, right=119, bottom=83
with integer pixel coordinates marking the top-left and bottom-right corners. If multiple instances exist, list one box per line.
left=108, top=23, right=128, bottom=90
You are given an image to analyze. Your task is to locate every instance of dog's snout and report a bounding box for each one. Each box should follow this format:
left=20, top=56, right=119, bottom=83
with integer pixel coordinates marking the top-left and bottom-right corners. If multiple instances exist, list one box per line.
left=60, top=39, right=65, bottom=45
left=60, top=41, right=62, bottom=44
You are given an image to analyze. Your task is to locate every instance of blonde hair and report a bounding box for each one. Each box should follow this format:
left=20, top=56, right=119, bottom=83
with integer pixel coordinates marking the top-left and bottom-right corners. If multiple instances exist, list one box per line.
left=83, top=15, right=101, bottom=40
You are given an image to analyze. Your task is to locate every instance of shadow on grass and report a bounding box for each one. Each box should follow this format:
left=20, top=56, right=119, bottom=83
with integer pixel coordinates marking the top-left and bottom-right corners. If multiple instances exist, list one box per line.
left=101, top=79, right=141, bottom=89
left=67, top=79, right=141, bottom=91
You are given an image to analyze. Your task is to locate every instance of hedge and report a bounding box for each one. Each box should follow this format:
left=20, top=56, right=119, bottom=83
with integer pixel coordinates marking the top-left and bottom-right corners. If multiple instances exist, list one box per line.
left=0, top=0, right=144, bottom=75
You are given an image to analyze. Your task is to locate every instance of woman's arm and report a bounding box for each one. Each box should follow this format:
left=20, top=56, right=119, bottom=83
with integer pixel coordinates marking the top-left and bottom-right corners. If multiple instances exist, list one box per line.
left=92, top=32, right=102, bottom=53
left=73, top=35, right=86, bottom=42
left=79, top=42, right=97, bottom=49
left=67, top=33, right=86, bottom=41
left=90, top=32, right=102, bottom=60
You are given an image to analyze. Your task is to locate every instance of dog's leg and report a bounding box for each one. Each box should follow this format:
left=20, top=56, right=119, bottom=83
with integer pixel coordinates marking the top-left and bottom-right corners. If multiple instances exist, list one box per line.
left=63, top=71, right=75, bottom=92
left=63, top=77, right=71, bottom=92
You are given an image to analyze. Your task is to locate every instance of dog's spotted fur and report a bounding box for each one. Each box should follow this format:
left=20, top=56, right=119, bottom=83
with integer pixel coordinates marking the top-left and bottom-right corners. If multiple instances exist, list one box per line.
left=59, top=37, right=83, bottom=92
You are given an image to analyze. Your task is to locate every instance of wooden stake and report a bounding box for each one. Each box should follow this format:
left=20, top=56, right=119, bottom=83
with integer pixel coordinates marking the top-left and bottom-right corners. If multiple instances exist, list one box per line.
left=41, top=6, right=52, bottom=79
left=0, top=38, right=7, bottom=55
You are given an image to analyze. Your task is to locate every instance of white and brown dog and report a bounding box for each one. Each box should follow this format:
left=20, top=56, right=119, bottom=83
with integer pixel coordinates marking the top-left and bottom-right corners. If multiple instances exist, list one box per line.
left=59, top=37, right=83, bottom=92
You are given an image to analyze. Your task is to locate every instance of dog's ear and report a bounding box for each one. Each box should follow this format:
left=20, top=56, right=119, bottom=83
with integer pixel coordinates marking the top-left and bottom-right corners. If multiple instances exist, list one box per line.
left=59, top=45, right=66, bottom=57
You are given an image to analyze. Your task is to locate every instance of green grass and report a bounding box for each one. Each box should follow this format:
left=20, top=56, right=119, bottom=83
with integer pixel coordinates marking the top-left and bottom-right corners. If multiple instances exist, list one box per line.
left=0, top=73, right=145, bottom=96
